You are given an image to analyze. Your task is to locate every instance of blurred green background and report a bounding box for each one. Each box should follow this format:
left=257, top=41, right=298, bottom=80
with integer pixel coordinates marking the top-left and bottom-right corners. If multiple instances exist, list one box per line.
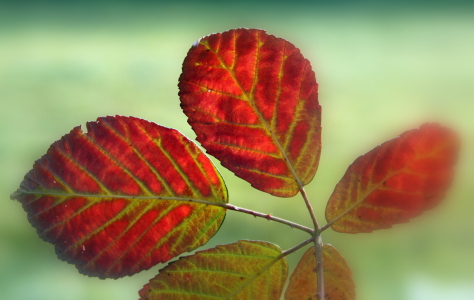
left=1, top=1, right=473, bottom=299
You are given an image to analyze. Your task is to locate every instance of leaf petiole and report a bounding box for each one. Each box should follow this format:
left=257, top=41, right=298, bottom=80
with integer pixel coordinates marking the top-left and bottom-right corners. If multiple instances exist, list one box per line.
left=225, top=204, right=314, bottom=234
left=281, top=237, right=314, bottom=257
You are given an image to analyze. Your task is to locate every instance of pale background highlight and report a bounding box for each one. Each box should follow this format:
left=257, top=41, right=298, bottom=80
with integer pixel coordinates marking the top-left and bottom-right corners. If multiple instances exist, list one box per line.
left=1, top=1, right=473, bottom=299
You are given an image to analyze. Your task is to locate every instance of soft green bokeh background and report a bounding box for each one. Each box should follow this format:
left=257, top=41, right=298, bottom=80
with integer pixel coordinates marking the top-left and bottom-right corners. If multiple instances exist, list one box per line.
left=1, top=2, right=473, bottom=299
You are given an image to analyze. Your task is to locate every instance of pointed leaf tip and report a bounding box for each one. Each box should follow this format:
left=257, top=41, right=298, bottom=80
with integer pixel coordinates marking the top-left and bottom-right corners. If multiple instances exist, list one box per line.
left=12, top=115, right=228, bottom=278
left=325, top=123, right=459, bottom=233
left=139, top=240, right=288, bottom=300
left=179, top=28, right=321, bottom=197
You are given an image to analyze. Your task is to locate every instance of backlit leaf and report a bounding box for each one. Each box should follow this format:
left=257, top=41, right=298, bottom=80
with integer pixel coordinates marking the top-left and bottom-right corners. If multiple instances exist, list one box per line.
left=11, top=116, right=227, bottom=278
left=138, top=240, right=288, bottom=300
left=285, top=244, right=355, bottom=300
left=179, top=28, right=321, bottom=197
left=326, top=123, right=459, bottom=233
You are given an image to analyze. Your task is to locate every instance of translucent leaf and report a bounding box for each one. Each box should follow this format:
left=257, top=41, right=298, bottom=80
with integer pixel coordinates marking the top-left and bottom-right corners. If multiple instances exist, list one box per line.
left=139, top=240, right=288, bottom=300
left=285, top=244, right=355, bottom=300
left=11, top=116, right=227, bottom=278
left=326, top=123, right=459, bottom=233
left=179, top=28, right=321, bottom=197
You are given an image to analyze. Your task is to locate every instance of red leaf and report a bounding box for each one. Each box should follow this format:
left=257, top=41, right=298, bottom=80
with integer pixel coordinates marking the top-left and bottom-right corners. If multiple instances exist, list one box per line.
left=11, top=116, right=228, bottom=278
left=325, top=123, right=459, bottom=233
left=179, top=28, right=321, bottom=197
left=285, top=244, right=355, bottom=300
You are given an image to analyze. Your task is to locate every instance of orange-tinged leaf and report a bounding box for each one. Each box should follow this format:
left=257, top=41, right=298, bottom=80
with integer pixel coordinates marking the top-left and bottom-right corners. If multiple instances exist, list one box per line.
left=139, top=240, right=288, bottom=300
left=11, top=116, right=228, bottom=278
left=285, top=244, right=355, bottom=300
left=179, top=28, right=321, bottom=197
left=325, top=123, right=459, bottom=233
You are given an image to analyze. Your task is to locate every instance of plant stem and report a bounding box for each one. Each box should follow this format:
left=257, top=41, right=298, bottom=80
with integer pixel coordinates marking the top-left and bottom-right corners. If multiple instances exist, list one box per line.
left=299, top=187, right=324, bottom=299
left=281, top=237, right=314, bottom=257
left=312, top=230, right=325, bottom=300
left=225, top=204, right=313, bottom=234
left=300, top=187, right=320, bottom=230
left=320, top=222, right=332, bottom=232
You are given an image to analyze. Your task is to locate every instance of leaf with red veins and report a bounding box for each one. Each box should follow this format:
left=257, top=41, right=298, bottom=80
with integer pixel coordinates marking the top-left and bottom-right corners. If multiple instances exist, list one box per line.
left=285, top=244, right=355, bottom=300
left=139, top=240, right=288, bottom=300
left=325, top=123, right=459, bottom=233
left=179, top=28, right=321, bottom=197
left=11, top=116, right=228, bottom=278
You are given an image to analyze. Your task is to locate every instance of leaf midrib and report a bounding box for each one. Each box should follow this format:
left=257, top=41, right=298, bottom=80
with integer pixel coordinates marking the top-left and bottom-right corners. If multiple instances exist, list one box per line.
left=18, top=189, right=227, bottom=204
left=327, top=143, right=445, bottom=228
left=202, top=32, right=305, bottom=192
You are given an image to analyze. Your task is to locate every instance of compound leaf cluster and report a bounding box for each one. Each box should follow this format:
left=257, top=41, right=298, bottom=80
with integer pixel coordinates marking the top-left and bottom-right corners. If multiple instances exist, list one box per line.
left=11, top=28, right=459, bottom=299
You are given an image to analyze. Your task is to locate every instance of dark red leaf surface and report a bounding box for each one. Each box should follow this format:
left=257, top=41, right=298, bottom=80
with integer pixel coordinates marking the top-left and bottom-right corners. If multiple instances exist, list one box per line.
left=139, top=240, right=288, bottom=300
left=11, top=116, right=228, bottom=278
left=179, top=28, right=321, bottom=197
left=325, top=123, right=459, bottom=233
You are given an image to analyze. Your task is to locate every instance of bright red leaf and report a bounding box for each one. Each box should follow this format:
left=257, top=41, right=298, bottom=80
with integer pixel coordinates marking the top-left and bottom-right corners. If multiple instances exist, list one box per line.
left=11, top=116, right=228, bottom=278
left=285, top=244, right=355, bottom=300
left=179, top=28, right=321, bottom=197
left=325, top=123, right=459, bottom=233
left=139, top=240, right=288, bottom=300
